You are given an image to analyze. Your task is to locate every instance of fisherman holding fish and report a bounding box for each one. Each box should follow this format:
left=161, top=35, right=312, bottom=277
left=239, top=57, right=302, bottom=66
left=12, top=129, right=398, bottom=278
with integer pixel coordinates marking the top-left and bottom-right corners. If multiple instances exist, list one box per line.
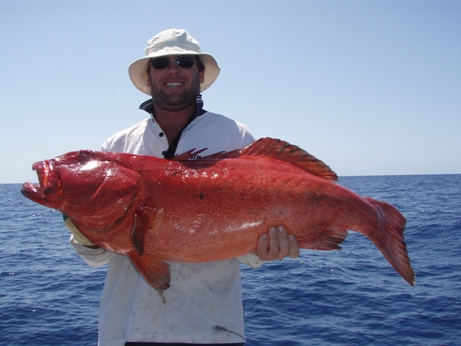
left=66, top=29, right=299, bottom=346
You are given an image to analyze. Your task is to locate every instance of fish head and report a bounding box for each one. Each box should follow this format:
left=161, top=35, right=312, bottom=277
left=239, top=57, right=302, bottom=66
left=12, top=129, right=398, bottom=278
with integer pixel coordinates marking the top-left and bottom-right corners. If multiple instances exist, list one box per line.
left=21, top=150, right=141, bottom=229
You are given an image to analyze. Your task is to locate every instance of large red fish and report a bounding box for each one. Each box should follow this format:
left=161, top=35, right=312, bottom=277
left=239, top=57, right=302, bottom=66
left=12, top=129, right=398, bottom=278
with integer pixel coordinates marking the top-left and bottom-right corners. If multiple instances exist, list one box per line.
left=21, top=138, right=415, bottom=290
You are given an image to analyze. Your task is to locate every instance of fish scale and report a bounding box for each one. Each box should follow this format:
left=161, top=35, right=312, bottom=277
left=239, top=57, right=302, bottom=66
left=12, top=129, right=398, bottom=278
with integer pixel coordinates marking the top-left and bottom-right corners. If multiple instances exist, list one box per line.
left=21, top=137, right=415, bottom=291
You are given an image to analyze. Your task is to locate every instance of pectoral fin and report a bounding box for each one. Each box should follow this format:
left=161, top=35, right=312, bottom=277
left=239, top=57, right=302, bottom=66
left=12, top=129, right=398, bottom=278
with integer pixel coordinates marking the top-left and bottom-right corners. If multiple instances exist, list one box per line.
left=131, top=211, right=149, bottom=256
left=128, top=253, right=171, bottom=291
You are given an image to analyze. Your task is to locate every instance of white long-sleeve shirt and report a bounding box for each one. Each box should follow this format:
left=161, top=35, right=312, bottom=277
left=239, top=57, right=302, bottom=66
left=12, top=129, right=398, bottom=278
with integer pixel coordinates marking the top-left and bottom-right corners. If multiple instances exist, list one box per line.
left=70, top=111, right=265, bottom=345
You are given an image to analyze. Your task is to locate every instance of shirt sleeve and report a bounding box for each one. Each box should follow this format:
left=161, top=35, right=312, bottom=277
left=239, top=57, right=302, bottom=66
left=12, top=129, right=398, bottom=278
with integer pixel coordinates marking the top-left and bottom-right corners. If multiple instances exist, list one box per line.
left=237, top=253, right=267, bottom=268
left=70, top=235, right=112, bottom=267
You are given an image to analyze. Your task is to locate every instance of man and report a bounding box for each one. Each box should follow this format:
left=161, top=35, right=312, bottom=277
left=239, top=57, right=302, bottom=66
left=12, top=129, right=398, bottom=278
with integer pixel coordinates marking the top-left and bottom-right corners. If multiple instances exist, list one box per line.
left=67, top=28, right=299, bottom=346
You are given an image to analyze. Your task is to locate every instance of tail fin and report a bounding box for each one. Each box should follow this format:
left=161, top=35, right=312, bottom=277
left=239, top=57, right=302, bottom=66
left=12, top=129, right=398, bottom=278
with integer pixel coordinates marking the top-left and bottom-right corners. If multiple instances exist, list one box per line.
left=365, top=198, right=416, bottom=286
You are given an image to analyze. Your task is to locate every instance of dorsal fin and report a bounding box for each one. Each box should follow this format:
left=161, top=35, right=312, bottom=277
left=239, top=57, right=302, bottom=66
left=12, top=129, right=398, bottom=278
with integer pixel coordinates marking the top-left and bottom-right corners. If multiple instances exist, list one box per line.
left=172, top=148, right=208, bottom=160
left=204, top=138, right=338, bottom=181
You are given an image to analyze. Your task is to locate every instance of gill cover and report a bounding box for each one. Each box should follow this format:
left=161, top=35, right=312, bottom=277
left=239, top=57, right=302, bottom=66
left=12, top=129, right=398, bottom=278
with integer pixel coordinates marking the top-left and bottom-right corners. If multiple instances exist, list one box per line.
left=56, top=150, right=142, bottom=229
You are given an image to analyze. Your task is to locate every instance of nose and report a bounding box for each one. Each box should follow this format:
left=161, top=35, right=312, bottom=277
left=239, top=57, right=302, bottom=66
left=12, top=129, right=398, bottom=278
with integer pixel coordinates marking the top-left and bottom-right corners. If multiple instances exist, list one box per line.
left=165, top=61, right=180, bottom=74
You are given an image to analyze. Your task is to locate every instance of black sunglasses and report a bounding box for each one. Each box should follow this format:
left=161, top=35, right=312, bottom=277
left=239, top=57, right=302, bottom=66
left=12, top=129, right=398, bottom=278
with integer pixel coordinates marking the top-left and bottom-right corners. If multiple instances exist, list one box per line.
left=150, top=57, right=197, bottom=70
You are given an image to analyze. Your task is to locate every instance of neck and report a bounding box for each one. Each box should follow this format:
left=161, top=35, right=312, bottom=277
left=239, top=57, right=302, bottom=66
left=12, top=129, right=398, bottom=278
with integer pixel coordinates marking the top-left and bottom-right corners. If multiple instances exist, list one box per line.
left=153, top=103, right=196, bottom=145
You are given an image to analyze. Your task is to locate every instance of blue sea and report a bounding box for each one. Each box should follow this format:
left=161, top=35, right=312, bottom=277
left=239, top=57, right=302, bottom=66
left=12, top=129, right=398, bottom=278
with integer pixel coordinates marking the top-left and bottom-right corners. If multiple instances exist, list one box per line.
left=1, top=174, right=460, bottom=345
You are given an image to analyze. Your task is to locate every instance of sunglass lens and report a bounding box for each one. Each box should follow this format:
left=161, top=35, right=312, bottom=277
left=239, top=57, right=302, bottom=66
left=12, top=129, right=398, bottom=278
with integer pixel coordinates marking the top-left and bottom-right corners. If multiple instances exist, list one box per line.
left=150, top=58, right=170, bottom=69
left=150, top=57, right=196, bottom=70
left=176, top=57, right=196, bottom=68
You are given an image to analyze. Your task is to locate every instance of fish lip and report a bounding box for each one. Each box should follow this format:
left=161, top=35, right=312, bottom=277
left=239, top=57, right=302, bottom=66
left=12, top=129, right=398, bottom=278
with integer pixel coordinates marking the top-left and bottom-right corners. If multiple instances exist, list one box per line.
left=21, top=181, right=42, bottom=199
left=21, top=160, right=59, bottom=201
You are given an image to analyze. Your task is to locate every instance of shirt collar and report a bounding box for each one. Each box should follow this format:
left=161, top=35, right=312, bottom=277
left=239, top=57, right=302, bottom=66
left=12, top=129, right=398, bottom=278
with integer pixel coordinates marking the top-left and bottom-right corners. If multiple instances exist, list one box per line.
left=139, top=95, right=205, bottom=121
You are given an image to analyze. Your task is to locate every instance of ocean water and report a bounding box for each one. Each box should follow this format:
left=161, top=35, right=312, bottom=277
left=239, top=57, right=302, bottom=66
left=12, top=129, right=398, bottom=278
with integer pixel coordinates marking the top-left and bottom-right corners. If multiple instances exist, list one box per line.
left=1, top=174, right=460, bottom=345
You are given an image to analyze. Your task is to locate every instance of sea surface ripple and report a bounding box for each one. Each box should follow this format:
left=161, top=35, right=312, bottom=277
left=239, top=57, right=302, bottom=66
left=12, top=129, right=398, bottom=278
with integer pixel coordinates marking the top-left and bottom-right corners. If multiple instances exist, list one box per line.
left=1, top=175, right=460, bottom=345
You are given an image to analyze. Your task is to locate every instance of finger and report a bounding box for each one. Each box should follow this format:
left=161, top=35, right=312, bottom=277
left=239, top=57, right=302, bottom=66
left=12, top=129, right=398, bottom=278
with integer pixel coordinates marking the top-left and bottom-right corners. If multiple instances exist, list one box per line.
left=276, top=225, right=290, bottom=259
left=288, top=234, right=300, bottom=258
left=267, top=226, right=280, bottom=260
left=256, top=233, right=269, bottom=260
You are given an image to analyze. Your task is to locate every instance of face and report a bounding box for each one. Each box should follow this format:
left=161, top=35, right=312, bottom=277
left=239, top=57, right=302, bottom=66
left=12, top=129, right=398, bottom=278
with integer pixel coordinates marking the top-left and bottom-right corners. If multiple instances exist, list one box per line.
left=147, top=55, right=205, bottom=112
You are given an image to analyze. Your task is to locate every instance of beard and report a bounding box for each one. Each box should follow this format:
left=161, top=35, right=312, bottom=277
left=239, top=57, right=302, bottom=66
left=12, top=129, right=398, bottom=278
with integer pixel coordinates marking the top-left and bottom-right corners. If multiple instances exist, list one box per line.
left=151, top=74, right=201, bottom=112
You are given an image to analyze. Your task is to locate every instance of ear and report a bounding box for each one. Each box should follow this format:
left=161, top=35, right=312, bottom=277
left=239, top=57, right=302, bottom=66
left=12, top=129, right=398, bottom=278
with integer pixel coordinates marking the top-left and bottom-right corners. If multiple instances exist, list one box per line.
left=146, top=70, right=152, bottom=88
left=199, top=69, right=205, bottom=84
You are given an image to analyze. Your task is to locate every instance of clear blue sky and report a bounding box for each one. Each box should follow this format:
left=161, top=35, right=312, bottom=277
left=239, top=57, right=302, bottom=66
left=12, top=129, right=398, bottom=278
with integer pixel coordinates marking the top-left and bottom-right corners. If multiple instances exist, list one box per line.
left=1, top=0, right=460, bottom=183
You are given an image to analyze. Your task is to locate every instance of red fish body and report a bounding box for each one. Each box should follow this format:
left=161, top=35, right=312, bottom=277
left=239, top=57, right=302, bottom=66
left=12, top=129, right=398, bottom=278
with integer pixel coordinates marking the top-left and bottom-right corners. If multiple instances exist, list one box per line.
left=21, top=138, right=415, bottom=290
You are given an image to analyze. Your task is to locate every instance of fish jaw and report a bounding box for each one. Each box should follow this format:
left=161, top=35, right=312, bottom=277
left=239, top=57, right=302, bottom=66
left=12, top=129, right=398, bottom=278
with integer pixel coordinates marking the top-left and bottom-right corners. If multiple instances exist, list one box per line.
left=21, top=150, right=143, bottom=231
left=21, top=159, right=61, bottom=209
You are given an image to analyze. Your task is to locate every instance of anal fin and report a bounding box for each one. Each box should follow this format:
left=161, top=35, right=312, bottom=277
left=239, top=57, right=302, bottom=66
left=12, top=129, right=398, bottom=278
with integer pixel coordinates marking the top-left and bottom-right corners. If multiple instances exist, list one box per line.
left=298, top=228, right=348, bottom=250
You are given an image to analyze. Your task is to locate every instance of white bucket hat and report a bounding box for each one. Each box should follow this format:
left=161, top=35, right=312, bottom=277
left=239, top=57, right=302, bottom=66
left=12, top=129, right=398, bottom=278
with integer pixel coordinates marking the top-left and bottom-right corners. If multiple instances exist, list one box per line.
left=128, top=29, right=220, bottom=95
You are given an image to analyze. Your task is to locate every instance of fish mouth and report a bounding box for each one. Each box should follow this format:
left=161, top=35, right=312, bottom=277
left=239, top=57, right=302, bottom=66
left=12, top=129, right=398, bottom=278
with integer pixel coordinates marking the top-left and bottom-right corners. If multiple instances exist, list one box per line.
left=21, top=160, right=59, bottom=203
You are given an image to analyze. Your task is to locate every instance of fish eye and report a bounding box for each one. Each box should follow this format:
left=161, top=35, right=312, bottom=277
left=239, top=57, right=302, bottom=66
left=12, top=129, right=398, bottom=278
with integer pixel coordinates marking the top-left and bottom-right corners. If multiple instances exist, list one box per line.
left=77, top=150, right=94, bottom=162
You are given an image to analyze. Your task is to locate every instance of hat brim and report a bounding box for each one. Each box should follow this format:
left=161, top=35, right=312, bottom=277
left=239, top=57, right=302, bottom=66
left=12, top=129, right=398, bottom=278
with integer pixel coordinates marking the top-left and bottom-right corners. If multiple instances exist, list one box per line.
left=128, top=52, right=220, bottom=95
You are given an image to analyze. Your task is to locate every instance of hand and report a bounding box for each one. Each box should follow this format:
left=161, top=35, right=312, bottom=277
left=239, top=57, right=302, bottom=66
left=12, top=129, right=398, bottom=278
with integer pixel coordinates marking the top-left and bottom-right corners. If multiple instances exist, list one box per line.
left=64, top=215, right=98, bottom=248
left=256, top=225, right=299, bottom=261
